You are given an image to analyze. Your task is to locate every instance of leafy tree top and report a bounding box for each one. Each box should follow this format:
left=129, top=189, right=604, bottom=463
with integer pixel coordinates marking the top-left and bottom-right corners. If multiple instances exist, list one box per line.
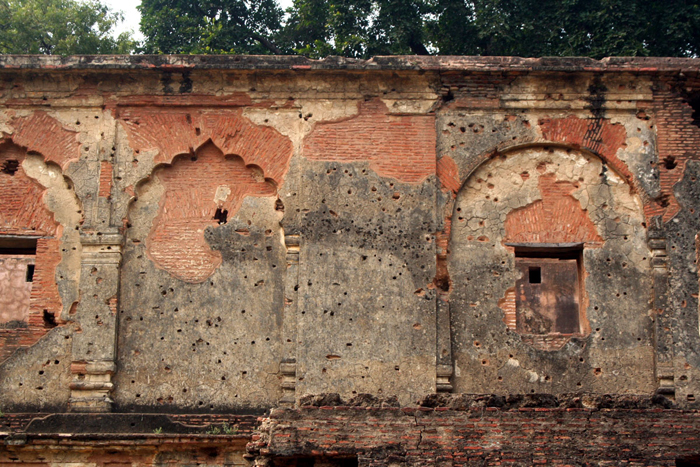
left=0, top=0, right=135, bottom=55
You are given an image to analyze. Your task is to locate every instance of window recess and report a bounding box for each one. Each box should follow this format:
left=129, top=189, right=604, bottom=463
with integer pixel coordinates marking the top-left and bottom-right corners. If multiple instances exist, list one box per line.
left=0, top=236, right=39, bottom=325
left=506, top=243, right=584, bottom=337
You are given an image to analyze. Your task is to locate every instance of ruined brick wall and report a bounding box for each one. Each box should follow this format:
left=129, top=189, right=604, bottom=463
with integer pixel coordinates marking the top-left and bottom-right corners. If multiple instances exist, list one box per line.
left=0, top=55, right=700, bottom=463
left=248, top=399, right=700, bottom=467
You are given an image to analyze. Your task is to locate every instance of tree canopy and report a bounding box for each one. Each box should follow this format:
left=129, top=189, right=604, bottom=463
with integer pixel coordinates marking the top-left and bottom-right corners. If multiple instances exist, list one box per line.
left=138, top=0, right=285, bottom=54
left=0, top=0, right=136, bottom=55
left=138, top=0, right=700, bottom=58
left=2, top=0, right=699, bottom=57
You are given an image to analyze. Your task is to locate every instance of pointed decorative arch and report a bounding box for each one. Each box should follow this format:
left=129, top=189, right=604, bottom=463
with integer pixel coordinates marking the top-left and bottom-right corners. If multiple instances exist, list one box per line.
left=136, top=140, right=278, bottom=283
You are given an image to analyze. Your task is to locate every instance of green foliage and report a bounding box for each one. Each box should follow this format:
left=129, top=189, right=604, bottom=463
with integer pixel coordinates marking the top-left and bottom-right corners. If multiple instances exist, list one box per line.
left=138, top=0, right=286, bottom=54
left=283, top=0, right=431, bottom=57
left=7, top=0, right=693, bottom=57
left=152, top=427, right=163, bottom=434
left=0, top=0, right=136, bottom=55
left=431, top=0, right=700, bottom=58
left=146, top=0, right=696, bottom=58
left=205, top=423, right=236, bottom=435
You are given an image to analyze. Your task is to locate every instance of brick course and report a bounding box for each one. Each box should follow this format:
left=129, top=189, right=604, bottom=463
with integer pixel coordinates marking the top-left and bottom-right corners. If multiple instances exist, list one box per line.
left=250, top=405, right=700, bottom=466
left=303, top=99, right=436, bottom=184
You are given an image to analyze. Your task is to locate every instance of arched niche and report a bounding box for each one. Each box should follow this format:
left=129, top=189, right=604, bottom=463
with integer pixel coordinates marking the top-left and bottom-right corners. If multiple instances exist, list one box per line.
left=127, top=140, right=278, bottom=283
left=115, top=139, right=285, bottom=411
left=0, top=141, right=81, bottom=347
left=448, top=145, right=655, bottom=395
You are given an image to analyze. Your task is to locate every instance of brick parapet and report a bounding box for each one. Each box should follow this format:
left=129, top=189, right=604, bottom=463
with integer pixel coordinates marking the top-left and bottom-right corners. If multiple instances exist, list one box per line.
left=2, top=55, right=700, bottom=73
left=249, top=403, right=700, bottom=465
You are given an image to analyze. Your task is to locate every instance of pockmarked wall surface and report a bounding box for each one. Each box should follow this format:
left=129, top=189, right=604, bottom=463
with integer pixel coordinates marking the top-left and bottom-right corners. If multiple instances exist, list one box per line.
left=1, top=55, right=700, bottom=465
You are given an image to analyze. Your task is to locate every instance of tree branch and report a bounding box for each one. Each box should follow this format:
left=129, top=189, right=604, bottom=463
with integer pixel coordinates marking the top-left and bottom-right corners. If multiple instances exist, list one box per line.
left=408, top=34, right=430, bottom=55
left=231, top=16, right=282, bottom=54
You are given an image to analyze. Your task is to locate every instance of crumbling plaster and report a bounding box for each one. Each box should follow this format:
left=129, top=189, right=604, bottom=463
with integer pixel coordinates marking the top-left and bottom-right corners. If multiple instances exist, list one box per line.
left=449, top=146, right=653, bottom=394
left=0, top=56, right=698, bottom=415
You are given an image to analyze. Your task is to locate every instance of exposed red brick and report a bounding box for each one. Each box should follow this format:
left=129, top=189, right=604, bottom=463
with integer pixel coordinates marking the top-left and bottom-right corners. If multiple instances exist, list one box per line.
left=10, top=111, right=82, bottom=170
left=249, top=406, right=700, bottom=465
left=0, top=142, right=59, bottom=237
left=146, top=142, right=276, bottom=283
left=28, top=237, right=63, bottom=324
left=499, top=286, right=517, bottom=329
left=303, top=99, right=436, bottom=184
left=98, top=161, right=113, bottom=198
left=0, top=143, right=63, bottom=362
left=107, top=295, right=118, bottom=315
left=539, top=115, right=635, bottom=195
left=648, top=82, right=700, bottom=221
left=504, top=173, right=602, bottom=244
left=437, top=155, right=461, bottom=196
left=119, top=109, right=293, bottom=185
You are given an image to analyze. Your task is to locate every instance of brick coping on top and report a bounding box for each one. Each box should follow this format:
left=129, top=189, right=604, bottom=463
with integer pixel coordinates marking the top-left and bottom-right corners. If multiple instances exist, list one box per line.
left=1, top=55, right=700, bottom=72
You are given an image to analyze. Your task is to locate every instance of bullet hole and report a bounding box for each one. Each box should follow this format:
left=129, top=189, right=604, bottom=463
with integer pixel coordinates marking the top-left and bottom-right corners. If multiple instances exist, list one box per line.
left=688, top=394, right=696, bottom=402
left=346, top=343, right=352, bottom=347
left=43, top=310, right=57, bottom=328
left=663, top=156, right=677, bottom=170
left=214, top=208, right=228, bottom=224
left=275, top=199, right=285, bottom=212
left=1, top=160, right=19, bottom=175
left=594, top=368, right=602, bottom=376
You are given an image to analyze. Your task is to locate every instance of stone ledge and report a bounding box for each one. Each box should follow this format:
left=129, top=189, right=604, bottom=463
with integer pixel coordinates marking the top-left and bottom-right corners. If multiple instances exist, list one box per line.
left=1, top=55, right=700, bottom=73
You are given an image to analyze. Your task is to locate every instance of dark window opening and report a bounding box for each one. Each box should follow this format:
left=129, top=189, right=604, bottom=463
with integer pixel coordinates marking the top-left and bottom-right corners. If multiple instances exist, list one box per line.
left=677, top=455, right=700, bottom=467
left=26, top=264, right=35, bottom=282
left=0, top=237, right=38, bottom=255
left=529, top=266, right=541, bottom=284
left=213, top=208, right=228, bottom=224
